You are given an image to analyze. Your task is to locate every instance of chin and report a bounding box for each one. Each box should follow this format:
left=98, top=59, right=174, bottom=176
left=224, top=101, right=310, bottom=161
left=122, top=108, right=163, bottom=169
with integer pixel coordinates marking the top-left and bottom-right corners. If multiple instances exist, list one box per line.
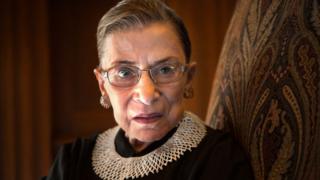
left=135, top=130, right=167, bottom=143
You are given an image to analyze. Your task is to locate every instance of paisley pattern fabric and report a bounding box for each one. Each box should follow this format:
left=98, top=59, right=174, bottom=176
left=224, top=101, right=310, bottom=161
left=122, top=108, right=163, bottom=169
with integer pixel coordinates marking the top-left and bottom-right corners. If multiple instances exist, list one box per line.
left=207, top=0, right=320, bottom=179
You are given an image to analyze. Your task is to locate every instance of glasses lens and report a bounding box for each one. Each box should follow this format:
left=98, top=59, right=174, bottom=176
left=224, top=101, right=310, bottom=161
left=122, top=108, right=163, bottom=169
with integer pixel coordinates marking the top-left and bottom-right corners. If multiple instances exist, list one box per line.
left=103, top=62, right=187, bottom=87
left=108, top=65, right=138, bottom=87
left=151, top=63, right=184, bottom=83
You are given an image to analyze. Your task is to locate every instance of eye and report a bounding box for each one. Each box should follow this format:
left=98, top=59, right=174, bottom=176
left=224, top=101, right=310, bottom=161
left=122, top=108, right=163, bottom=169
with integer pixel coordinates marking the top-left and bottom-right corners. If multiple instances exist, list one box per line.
left=117, top=67, right=135, bottom=78
left=158, top=65, right=176, bottom=75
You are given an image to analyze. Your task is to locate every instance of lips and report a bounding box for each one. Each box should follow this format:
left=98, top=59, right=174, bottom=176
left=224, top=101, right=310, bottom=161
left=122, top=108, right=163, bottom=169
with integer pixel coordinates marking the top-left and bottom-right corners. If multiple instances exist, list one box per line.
left=132, top=113, right=163, bottom=124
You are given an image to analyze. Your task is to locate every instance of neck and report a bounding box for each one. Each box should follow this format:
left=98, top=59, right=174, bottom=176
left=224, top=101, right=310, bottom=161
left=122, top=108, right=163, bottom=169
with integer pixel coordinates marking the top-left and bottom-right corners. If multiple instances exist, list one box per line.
left=129, top=138, right=152, bottom=153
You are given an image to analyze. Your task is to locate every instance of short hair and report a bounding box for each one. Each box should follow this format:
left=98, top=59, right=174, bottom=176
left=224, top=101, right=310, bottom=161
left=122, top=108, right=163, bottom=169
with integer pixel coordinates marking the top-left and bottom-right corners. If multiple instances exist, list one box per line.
left=96, top=0, right=191, bottom=65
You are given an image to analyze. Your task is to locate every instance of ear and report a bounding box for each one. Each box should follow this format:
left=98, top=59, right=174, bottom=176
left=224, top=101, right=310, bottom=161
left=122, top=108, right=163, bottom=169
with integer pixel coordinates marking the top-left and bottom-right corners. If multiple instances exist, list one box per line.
left=186, top=62, right=196, bottom=86
left=93, top=68, right=108, bottom=96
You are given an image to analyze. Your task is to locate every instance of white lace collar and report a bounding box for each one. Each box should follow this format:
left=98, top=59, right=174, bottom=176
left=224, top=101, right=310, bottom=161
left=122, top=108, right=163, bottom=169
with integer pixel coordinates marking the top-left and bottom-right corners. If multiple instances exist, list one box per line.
left=92, top=111, right=207, bottom=180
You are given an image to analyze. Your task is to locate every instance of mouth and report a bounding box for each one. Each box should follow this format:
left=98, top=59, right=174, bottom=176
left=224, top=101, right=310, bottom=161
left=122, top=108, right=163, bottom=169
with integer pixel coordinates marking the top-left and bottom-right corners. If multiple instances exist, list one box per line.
left=132, top=113, right=163, bottom=124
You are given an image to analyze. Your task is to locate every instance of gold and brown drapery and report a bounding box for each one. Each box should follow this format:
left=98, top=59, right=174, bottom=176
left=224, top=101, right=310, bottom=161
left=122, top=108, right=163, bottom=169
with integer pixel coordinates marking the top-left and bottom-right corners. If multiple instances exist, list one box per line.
left=207, top=0, right=320, bottom=179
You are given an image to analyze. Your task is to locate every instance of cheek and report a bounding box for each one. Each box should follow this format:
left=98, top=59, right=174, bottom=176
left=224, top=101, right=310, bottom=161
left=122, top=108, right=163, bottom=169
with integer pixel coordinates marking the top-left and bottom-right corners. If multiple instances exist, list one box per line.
left=159, top=84, right=185, bottom=130
left=105, top=86, right=130, bottom=123
left=106, top=83, right=128, bottom=106
left=169, top=87, right=184, bottom=103
left=163, top=83, right=185, bottom=110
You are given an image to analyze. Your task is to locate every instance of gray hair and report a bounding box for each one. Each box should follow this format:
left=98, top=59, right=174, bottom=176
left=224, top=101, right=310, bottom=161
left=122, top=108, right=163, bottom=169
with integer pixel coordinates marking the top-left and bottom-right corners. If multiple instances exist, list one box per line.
left=96, top=0, right=191, bottom=65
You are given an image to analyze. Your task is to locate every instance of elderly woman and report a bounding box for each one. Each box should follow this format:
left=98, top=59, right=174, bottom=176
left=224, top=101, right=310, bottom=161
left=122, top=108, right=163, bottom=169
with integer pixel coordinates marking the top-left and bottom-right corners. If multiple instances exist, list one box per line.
left=44, top=0, right=254, bottom=179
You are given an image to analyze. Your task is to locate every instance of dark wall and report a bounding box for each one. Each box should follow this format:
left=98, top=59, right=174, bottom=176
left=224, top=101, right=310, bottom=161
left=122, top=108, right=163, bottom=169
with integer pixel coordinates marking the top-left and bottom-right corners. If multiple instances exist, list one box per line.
left=49, top=0, right=119, bottom=149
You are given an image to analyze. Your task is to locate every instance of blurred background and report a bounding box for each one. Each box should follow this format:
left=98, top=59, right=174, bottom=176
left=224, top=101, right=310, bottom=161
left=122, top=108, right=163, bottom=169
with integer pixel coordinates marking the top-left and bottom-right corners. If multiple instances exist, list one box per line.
left=0, top=0, right=236, bottom=179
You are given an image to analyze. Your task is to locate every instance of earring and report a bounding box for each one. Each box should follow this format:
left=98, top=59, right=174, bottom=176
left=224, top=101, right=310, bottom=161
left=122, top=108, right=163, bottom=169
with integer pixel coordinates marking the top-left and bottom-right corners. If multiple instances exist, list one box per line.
left=183, top=87, right=194, bottom=99
left=100, top=96, right=110, bottom=109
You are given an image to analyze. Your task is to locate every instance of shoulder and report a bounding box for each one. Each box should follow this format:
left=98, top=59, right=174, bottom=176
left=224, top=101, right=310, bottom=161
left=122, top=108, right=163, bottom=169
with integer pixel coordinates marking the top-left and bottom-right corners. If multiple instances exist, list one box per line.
left=194, top=126, right=246, bottom=157
left=55, top=134, right=98, bottom=165
left=60, top=134, right=98, bottom=156
left=202, top=126, right=241, bottom=150
left=188, top=126, right=254, bottom=179
left=198, top=126, right=250, bottom=163
left=44, top=134, right=99, bottom=180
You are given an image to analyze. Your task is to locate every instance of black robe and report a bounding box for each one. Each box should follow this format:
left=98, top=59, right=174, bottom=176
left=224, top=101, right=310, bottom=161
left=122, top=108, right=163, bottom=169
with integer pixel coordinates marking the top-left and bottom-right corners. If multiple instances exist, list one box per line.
left=43, top=127, right=254, bottom=180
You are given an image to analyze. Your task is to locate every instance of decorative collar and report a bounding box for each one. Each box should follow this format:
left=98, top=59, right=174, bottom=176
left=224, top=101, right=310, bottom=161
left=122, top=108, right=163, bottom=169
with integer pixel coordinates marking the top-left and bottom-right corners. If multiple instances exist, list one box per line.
left=92, top=111, right=207, bottom=180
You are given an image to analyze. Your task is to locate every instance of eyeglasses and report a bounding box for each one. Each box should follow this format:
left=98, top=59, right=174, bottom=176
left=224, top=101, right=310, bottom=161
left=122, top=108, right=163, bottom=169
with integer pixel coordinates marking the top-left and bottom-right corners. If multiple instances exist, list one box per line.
left=99, top=61, right=188, bottom=87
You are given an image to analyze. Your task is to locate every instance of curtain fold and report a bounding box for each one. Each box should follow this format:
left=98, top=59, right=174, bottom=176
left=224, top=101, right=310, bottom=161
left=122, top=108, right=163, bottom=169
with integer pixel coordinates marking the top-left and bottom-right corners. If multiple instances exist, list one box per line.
left=0, top=0, right=51, bottom=179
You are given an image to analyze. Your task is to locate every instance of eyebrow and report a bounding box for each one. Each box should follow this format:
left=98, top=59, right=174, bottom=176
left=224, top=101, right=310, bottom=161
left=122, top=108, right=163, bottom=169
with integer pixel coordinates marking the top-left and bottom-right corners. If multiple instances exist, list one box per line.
left=110, top=57, right=180, bottom=67
left=152, top=57, right=179, bottom=66
left=110, top=60, right=135, bottom=66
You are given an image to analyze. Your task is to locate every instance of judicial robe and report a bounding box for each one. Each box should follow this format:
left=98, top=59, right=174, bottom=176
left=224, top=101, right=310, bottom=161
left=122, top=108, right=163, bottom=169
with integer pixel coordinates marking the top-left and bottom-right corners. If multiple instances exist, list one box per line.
left=44, top=126, right=254, bottom=180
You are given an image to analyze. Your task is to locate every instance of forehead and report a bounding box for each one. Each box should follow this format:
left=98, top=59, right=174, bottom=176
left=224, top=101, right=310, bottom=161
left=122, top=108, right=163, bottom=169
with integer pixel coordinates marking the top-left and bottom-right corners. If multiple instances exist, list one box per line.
left=101, top=22, right=185, bottom=67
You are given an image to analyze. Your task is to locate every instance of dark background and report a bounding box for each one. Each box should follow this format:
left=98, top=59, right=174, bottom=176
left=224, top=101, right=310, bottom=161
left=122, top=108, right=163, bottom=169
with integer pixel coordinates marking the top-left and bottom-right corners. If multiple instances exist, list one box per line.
left=0, top=0, right=236, bottom=179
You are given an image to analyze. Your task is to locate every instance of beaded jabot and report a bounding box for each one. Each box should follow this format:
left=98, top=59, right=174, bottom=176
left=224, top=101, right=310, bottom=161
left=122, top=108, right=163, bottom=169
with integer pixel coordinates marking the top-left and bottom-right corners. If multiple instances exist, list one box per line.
left=92, top=111, right=207, bottom=180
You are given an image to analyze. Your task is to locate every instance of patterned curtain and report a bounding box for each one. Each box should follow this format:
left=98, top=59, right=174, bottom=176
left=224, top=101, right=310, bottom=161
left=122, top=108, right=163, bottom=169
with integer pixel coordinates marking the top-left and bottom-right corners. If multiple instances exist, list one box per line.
left=206, top=0, right=320, bottom=179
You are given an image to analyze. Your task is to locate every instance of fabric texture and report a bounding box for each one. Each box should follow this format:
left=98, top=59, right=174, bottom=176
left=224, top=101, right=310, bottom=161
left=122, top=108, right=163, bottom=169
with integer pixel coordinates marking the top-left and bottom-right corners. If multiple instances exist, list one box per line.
left=206, top=0, right=320, bottom=179
left=44, top=113, right=253, bottom=180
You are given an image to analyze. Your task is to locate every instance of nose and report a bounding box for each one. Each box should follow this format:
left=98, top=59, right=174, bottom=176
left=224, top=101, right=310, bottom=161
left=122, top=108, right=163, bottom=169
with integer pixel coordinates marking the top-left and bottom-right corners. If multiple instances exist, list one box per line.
left=133, top=71, right=159, bottom=105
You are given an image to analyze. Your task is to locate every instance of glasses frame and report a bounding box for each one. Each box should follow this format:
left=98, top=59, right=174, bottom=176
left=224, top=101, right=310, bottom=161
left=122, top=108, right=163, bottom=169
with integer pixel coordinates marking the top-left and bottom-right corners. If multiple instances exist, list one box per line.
left=98, top=62, right=189, bottom=87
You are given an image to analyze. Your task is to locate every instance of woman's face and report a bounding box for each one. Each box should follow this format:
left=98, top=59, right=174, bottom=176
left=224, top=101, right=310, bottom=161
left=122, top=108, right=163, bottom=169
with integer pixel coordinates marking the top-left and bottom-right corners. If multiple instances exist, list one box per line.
left=95, top=22, right=195, bottom=143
